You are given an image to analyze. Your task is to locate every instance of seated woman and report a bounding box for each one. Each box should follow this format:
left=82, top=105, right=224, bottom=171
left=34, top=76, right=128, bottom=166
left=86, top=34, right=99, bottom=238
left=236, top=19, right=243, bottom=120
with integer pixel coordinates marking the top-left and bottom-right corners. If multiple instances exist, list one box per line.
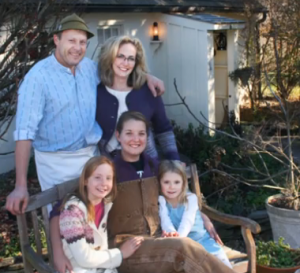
left=107, top=111, right=234, bottom=273
left=50, top=111, right=233, bottom=273
left=96, top=35, right=179, bottom=161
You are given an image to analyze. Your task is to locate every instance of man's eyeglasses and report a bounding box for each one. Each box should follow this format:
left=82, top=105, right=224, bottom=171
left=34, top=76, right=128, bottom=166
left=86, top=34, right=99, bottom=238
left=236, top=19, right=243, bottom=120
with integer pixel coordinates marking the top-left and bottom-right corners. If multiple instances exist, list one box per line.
left=116, top=54, right=136, bottom=64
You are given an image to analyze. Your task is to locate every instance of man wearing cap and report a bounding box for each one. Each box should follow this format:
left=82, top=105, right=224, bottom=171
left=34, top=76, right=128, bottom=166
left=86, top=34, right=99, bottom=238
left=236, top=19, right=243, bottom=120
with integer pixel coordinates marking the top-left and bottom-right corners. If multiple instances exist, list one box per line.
left=6, top=14, right=165, bottom=215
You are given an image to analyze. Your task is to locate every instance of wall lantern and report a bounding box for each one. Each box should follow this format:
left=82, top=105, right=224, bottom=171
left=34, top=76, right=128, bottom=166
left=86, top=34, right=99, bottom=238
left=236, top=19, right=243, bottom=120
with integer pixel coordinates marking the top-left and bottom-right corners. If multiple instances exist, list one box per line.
left=152, top=22, right=159, bottom=41
left=216, top=32, right=227, bottom=51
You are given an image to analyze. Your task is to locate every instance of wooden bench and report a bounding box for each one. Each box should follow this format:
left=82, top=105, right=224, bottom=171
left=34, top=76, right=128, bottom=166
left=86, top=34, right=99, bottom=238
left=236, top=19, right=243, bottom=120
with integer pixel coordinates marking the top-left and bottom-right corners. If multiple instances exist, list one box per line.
left=17, top=164, right=261, bottom=273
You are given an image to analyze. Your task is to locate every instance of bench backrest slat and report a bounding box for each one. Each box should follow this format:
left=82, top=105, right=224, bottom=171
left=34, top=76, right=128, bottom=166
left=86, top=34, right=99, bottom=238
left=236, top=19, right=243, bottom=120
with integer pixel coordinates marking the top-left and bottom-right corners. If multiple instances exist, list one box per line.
left=57, top=178, right=79, bottom=200
left=31, top=210, right=43, bottom=257
left=42, top=206, right=54, bottom=267
left=189, top=164, right=202, bottom=208
left=26, top=178, right=79, bottom=213
left=17, top=214, right=34, bottom=273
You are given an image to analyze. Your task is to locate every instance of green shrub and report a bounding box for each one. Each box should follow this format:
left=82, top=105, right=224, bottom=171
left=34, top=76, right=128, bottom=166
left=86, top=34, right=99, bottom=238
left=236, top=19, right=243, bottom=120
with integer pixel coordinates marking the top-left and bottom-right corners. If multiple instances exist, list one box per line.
left=257, top=237, right=300, bottom=268
left=0, top=217, right=47, bottom=257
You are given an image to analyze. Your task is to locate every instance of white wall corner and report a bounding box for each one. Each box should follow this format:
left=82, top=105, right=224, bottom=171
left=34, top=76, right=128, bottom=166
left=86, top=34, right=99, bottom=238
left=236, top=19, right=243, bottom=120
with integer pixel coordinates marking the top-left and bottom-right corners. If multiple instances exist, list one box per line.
left=0, top=116, right=16, bottom=174
left=207, top=32, right=216, bottom=133
left=227, top=29, right=240, bottom=121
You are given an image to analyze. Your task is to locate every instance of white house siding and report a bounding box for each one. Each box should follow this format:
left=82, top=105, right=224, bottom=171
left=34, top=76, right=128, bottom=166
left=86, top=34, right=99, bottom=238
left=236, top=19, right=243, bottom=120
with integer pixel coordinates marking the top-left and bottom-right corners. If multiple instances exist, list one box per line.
left=83, top=13, right=215, bottom=129
left=0, top=25, right=16, bottom=174
left=161, top=14, right=214, bottom=129
left=0, top=117, right=16, bottom=174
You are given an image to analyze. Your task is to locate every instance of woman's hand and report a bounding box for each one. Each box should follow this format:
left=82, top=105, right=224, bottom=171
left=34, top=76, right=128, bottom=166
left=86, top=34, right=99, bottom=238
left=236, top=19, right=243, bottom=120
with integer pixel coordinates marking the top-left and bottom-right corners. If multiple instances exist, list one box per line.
left=120, top=236, right=144, bottom=259
left=146, top=74, right=165, bottom=97
left=202, top=213, right=224, bottom=245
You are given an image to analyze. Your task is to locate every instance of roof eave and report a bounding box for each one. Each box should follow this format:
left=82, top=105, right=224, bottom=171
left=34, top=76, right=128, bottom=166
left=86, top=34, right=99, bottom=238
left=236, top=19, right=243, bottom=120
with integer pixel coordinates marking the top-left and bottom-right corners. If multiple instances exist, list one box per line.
left=81, top=5, right=267, bottom=14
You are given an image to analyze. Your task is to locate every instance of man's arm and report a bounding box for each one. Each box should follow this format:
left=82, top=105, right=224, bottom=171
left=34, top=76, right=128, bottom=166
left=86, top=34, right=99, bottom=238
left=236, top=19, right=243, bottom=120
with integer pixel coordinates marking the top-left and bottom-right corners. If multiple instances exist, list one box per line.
left=8, top=69, right=45, bottom=214
left=50, top=216, right=73, bottom=273
left=146, top=74, right=165, bottom=97
left=6, top=140, right=32, bottom=214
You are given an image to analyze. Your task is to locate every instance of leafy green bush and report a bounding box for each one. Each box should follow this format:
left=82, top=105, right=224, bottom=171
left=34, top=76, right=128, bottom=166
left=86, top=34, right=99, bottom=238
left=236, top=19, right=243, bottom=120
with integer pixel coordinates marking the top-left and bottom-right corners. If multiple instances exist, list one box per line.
left=257, top=237, right=300, bottom=268
left=173, top=123, right=240, bottom=169
left=0, top=217, right=47, bottom=257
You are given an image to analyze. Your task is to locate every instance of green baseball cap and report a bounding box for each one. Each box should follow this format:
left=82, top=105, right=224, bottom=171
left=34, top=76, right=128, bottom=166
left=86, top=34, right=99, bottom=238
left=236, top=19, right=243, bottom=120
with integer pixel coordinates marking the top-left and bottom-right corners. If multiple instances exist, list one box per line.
left=53, top=13, right=94, bottom=39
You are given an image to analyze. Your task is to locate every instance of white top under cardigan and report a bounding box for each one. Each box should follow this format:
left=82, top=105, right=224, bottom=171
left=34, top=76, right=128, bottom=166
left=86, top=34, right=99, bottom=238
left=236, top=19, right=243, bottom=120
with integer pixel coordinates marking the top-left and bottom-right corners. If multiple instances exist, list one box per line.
left=59, top=197, right=122, bottom=273
left=105, top=86, right=131, bottom=152
left=158, top=193, right=199, bottom=237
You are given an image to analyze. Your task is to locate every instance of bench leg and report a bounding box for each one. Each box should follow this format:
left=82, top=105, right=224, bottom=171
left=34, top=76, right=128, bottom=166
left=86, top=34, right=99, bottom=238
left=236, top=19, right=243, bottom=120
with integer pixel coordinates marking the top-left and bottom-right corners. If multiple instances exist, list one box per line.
left=17, top=215, right=34, bottom=273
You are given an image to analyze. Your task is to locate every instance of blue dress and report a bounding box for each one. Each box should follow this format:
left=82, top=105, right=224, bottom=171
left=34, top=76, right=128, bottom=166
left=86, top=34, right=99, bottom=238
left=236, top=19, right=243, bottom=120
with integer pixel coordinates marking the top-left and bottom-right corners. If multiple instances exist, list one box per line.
left=165, top=202, right=223, bottom=254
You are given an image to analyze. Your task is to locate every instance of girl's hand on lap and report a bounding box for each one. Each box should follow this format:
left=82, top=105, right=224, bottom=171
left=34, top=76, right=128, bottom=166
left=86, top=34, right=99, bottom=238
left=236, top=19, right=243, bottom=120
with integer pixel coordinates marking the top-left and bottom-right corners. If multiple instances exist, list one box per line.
left=161, top=230, right=168, bottom=238
left=120, top=236, right=144, bottom=259
left=161, top=231, right=179, bottom=238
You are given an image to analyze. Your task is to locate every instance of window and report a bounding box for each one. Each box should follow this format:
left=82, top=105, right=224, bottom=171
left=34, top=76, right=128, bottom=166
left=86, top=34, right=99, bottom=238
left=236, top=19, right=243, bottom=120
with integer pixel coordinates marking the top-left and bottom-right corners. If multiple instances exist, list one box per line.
left=97, top=25, right=122, bottom=45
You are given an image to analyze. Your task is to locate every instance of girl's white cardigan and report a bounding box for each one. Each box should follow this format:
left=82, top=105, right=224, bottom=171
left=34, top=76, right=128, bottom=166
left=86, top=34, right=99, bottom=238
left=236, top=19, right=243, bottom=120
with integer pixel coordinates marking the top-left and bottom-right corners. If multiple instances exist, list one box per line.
left=59, top=197, right=122, bottom=273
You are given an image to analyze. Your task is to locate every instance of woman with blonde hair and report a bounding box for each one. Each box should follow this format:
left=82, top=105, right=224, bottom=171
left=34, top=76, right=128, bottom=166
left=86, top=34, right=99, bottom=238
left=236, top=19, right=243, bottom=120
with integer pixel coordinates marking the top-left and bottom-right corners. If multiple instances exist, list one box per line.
left=96, top=35, right=179, bottom=161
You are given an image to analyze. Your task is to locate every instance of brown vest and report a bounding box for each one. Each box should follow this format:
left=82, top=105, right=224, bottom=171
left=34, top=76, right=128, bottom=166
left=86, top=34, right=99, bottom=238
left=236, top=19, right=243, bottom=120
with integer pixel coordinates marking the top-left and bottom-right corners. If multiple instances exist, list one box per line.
left=108, top=177, right=162, bottom=246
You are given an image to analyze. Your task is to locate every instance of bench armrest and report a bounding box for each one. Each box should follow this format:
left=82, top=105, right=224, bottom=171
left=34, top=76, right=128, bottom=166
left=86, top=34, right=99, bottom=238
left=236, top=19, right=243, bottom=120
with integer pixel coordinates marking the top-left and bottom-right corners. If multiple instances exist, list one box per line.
left=201, top=204, right=261, bottom=234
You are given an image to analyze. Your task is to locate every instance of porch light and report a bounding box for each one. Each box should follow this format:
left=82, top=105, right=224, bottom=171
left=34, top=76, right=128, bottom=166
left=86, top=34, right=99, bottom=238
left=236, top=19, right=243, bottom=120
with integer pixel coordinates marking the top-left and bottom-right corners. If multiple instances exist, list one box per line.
left=216, top=32, right=227, bottom=51
left=152, top=22, right=159, bottom=41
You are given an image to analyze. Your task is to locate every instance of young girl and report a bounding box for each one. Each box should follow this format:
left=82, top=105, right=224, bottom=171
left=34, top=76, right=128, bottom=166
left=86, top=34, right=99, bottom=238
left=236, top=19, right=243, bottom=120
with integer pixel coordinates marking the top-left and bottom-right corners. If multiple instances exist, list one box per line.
left=158, top=160, right=232, bottom=268
left=59, top=156, right=143, bottom=273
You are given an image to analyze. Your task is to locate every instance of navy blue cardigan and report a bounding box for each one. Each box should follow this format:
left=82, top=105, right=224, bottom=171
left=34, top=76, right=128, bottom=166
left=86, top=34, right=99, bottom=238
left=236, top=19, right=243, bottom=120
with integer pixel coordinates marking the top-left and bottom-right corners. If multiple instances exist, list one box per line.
left=96, top=82, right=179, bottom=160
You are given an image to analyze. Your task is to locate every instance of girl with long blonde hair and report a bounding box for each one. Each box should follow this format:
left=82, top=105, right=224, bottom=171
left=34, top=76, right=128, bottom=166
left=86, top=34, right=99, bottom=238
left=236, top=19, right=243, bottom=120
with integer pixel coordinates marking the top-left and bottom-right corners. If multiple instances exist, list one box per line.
left=158, top=160, right=232, bottom=268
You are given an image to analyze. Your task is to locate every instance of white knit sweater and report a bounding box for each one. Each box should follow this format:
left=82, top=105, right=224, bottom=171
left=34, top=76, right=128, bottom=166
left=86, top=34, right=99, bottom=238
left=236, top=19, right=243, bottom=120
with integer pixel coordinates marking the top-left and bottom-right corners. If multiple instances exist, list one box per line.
left=59, top=197, right=122, bottom=273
